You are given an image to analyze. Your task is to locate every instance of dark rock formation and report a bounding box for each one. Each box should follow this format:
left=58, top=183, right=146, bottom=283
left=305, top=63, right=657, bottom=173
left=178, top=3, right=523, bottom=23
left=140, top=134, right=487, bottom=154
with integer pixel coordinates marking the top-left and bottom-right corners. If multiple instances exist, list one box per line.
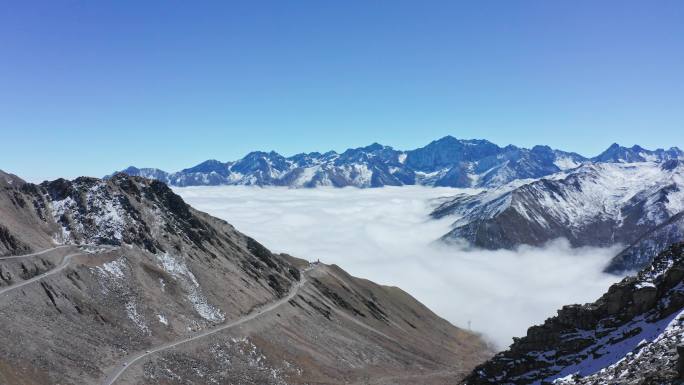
left=461, top=243, right=684, bottom=385
left=678, top=345, right=684, bottom=380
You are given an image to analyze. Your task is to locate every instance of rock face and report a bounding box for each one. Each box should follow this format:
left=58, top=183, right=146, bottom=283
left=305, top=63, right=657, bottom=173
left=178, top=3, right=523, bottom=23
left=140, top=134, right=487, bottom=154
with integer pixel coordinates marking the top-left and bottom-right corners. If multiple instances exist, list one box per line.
left=0, top=171, right=491, bottom=385
left=110, top=136, right=591, bottom=188
left=678, top=345, right=684, bottom=379
left=0, top=170, right=59, bottom=256
left=432, top=161, right=684, bottom=272
left=460, top=243, right=684, bottom=385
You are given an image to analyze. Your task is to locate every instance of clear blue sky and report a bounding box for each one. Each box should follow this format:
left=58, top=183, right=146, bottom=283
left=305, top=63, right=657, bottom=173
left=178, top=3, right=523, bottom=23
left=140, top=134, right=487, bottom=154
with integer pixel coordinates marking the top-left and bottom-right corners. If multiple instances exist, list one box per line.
left=1, top=1, right=682, bottom=181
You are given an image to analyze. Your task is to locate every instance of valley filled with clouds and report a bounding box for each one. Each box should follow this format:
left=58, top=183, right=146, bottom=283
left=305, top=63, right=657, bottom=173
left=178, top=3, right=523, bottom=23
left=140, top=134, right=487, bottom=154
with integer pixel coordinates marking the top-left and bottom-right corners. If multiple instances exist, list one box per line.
left=177, top=186, right=624, bottom=348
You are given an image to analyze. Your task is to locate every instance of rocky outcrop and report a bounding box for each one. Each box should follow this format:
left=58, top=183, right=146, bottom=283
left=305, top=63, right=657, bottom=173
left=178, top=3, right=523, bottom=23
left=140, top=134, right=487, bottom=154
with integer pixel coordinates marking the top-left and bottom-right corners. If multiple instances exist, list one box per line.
left=0, top=223, right=31, bottom=256
left=461, top=243, right=684, bottom=385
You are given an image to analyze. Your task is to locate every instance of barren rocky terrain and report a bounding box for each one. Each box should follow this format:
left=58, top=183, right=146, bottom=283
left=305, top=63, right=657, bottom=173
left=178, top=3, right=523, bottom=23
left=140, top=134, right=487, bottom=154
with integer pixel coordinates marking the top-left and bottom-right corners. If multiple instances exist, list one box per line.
left=0, top=170, right=491, bottom=385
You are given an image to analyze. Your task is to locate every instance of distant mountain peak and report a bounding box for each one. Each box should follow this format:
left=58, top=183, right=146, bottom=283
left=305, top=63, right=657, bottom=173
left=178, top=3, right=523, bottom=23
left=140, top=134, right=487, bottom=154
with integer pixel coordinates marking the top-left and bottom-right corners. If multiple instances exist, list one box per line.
left=362, top=142, right=385, bottom=151
left=435, top=135, right=458, bottom=142
left=122, top=165, right=140, bottom=172
left=592, top=143, right=684, bottom=163
left=110, top=137, right=682, bottom=189
left=531, top=144, right=552, bottom=152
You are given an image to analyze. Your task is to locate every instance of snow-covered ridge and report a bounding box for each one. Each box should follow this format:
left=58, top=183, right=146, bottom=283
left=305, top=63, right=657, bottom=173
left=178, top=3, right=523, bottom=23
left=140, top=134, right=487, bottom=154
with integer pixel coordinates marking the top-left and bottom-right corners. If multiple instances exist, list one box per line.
left=433, top=161, right=684, bottom=271
left=110, top=137, right=683, bottom=189
left=438, top=162, right=683, bottom=226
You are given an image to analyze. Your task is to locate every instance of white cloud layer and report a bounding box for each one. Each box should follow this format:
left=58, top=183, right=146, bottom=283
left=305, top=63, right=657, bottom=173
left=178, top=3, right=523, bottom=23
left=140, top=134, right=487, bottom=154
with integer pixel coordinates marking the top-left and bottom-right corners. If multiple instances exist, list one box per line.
left=176, top=186, right=623, bottom=349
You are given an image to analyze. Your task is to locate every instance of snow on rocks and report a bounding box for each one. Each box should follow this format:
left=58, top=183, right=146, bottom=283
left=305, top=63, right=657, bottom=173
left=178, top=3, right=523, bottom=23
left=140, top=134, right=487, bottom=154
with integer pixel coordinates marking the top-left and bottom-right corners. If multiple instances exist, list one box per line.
left=157, top=314, right=169, bottom=325
left=125, top=301, right=150, bottom=334
left=554, top=310, right=684, bottom=384
left=92, top=257, right=128, bottom=294
left=142, top=336, right=301, bottom=385
left=91, top=256, right=151, bottom=334
left=49, top=180, right=129, bottom=245
left=461, top=243, right=684, bottom=385
left=155, top=252, right=225, bottom=322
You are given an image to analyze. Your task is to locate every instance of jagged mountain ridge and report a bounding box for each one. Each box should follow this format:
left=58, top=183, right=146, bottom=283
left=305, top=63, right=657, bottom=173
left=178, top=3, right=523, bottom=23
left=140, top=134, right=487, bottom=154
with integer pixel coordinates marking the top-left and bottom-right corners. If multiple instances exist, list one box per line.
left=461, top=242, right=684, bottom=385
left=432, top=161, right=684, bottom=272
left=112, top=139, right=683, bottom=189
left=592, top=143, right=684, bottom=163
left=0, top=171, right=491, bottom=385
left=111, top=136, right=651, bottom=188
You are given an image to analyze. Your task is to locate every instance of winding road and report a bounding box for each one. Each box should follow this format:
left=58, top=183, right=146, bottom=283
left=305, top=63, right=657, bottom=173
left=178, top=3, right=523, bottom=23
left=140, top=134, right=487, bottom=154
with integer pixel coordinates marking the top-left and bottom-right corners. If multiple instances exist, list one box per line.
left=100, top=268, right=313, bottom=385
left=0, top=245, right=116, bottom=297
left=0, top=245, right=70, bottom=261
left=0, top=246, right=80, bottom=297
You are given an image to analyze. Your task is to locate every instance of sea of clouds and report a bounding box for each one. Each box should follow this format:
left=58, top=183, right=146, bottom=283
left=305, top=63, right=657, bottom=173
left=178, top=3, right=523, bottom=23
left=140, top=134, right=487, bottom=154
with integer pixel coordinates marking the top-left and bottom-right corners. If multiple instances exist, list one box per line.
left=176, top=185, right=624, bottom=349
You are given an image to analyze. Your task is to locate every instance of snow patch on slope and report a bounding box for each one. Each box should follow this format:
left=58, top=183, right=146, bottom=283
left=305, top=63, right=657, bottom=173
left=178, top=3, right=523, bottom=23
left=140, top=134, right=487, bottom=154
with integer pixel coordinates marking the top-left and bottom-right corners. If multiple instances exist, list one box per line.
left=554, top=309, right=684, bottom=384
left=95, top=258, right=127, bottom=279
left=125, top=301, right=150, bottom=334
left=92, top=257, right=150, bottom=334
left=155, top=253, right=225, bottom=322
left=554, top=156, right=581, bottom=170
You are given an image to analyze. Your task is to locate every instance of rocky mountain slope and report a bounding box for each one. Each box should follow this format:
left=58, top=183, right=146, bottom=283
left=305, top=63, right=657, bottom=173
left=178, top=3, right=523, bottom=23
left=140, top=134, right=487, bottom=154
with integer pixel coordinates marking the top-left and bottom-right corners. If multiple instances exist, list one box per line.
left=0, top=170, right=491, bottom=385
left=110, top=136, right=597, bottom=188
left=432, top=161, right=684, bottom=272
left=461, top=242, right=684, bottom=385
left=607, top=211, right=684, bottom=274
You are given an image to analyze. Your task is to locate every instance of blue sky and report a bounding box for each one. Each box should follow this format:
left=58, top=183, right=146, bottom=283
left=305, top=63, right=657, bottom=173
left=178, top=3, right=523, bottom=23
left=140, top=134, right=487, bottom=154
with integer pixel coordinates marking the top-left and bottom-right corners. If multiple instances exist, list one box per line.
left=1, top=1, right=682, bottom=181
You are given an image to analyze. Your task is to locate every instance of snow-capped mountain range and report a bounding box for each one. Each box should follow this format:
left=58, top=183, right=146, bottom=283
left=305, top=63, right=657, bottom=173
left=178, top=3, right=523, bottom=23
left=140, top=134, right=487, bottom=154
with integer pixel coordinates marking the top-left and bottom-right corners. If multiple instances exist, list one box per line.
left=432, top=160, right=684, bottom=272
left=111, top=137, right=683, bottom=188
left=113, top=137, right=684, bottom=272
